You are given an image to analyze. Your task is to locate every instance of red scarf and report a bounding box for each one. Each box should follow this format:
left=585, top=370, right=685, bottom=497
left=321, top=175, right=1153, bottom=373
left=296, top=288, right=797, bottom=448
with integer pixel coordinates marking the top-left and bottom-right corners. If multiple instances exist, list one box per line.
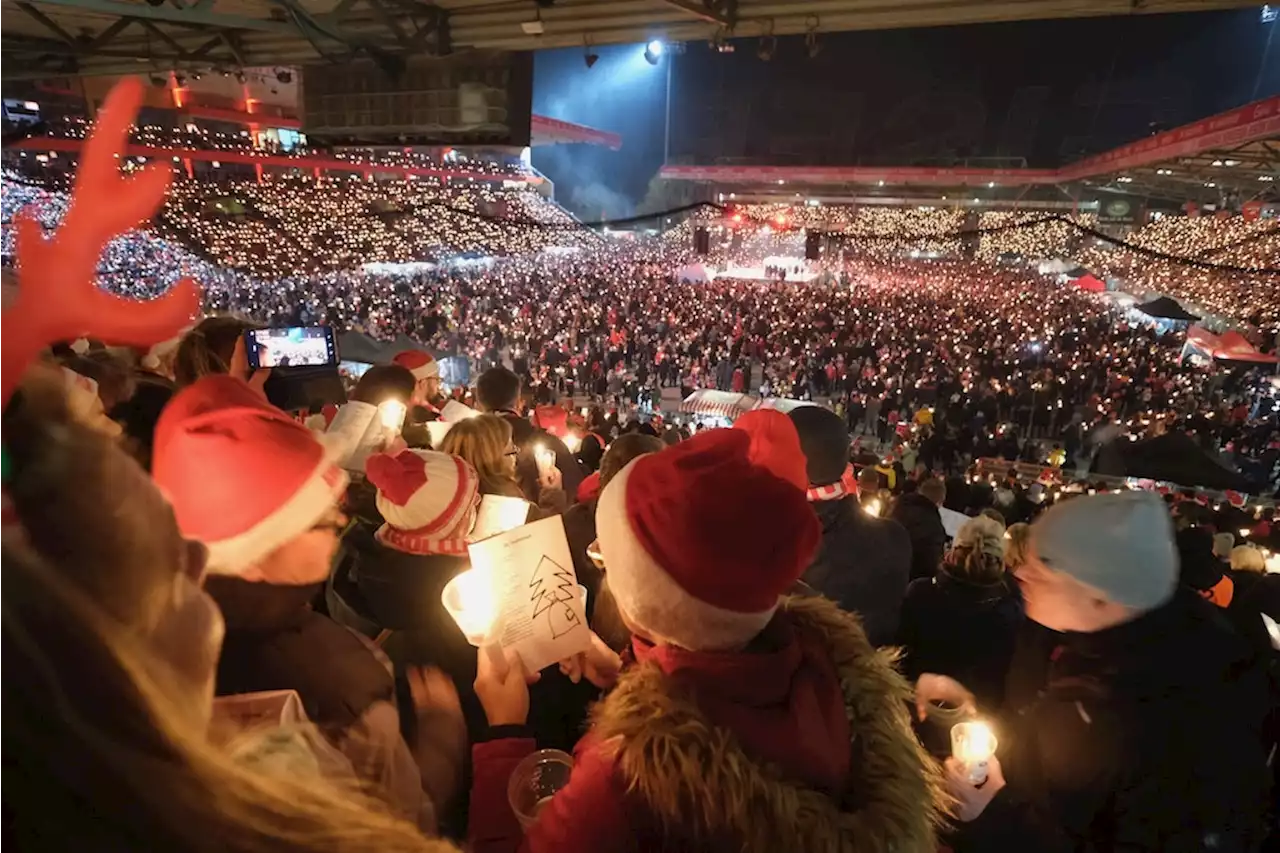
left=806, top=464, right=858, bottom=502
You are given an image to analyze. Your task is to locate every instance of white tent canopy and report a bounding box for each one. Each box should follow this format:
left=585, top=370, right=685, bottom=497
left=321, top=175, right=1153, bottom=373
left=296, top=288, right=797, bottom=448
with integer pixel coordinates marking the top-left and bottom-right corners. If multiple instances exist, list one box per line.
left=679, top=389, right=760, bottom=420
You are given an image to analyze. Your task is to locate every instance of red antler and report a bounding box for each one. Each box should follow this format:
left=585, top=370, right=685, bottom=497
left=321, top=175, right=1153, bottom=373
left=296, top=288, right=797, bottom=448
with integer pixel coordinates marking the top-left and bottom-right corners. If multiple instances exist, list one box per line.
left=2, top=76, right=201, bottom=406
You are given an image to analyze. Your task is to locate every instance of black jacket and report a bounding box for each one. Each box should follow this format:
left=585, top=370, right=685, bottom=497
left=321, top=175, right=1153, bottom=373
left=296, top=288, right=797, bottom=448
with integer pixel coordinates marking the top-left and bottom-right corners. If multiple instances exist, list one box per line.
left=896, top=569, right=1022, bottom=712
left=497, top=410, right=583, bottom=506
left=327, top=524, right=597, bottom=753
left=801, top=496, right=912, bottom=647
left=957, top=589, right=1273, bottom=853
left=889, top=492, right=947, bottom=582
left=208, top=575, right=394, bottom=729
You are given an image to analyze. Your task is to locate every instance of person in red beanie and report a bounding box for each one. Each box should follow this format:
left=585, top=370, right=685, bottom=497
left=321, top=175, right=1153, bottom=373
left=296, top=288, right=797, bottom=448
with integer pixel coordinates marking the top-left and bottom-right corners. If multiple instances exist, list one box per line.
left=464, top=420, right=945, bottom=853
left=153, top=375, right=463, bottom=832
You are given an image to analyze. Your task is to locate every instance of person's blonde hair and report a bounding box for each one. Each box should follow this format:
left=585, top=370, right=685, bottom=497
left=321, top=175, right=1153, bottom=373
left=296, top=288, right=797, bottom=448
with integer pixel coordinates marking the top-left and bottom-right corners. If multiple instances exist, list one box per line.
left=3, top=539, right=456, bottom=853
left=1230, top=545, right=1266, bottom=574
left=947, top=516, right=1006, bottom=585
left=1005, top=522, right=1031, bottom=570
left=440, top=414, right=520, bottom=497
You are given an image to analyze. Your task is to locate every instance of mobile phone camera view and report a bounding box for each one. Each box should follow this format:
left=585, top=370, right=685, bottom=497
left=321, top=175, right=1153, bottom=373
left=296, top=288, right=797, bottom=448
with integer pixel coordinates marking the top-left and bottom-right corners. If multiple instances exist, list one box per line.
left=249, top=327, right=333, bottom=369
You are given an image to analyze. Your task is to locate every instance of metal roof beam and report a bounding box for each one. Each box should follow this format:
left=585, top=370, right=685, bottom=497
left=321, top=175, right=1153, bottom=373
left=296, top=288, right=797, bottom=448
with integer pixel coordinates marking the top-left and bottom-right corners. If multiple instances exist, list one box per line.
left=18, top=0, right=296, bottom=33
left=655, top=0, right=736, bottom=27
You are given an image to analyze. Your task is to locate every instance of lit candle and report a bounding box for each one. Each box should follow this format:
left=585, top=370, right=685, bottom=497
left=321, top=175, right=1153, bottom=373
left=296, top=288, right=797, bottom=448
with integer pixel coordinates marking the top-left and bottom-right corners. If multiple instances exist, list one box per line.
left=378, top=399, right=407, bottom=433
left=952, top=720, right=998, bottom=784
left=442, top=568, right=507, bottom=674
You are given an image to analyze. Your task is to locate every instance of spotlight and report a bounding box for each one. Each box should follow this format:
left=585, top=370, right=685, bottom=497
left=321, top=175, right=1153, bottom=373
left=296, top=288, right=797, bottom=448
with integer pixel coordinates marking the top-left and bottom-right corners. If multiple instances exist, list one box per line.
left=643, top=39, right=664, bottom=65
left=757, top=35, right=776, bottom=61
left=235, top=70, right=247, bottom=84
left=276, top=68, right=293, bottom=84
left=584, top=51, right=599, bottom=68
left=191, top=70, right=203, bottom=80
left=173, top=73, right=187, bottom=87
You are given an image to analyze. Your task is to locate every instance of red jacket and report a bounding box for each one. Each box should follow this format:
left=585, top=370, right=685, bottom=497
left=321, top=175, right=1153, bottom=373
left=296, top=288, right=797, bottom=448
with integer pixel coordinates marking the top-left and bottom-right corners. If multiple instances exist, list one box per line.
left=468, top=597, right=942, bottom=853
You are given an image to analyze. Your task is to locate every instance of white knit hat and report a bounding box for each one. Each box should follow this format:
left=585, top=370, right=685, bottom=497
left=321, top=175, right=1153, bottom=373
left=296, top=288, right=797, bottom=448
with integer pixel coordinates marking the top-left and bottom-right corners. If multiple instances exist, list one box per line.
left=1031, top=491, right=1177, bottom=611
left=365, top=449, right=480, bottom=556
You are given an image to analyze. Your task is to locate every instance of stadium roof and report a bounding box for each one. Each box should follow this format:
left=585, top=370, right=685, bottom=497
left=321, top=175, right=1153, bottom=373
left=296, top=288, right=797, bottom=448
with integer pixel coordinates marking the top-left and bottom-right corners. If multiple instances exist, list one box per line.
left=0, top=0, right=1260, bottom=80
left=660, top=95, right=1280, bottom=204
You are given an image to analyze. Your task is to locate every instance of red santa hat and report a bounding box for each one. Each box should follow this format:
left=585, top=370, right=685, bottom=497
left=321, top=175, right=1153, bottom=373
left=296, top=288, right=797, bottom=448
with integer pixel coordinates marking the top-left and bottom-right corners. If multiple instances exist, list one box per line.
left=392, top=350, right=439, bottom=381
left=366, top=449, right=480, bottom=556
left=596, top=426, right=820, bottom=652
left=153, top=375, right=349, bottom=576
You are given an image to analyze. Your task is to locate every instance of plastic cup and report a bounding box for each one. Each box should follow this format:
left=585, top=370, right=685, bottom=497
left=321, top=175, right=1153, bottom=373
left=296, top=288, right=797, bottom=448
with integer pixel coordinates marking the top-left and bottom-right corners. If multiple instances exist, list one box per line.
left=508, top=749, right=574, bottom=830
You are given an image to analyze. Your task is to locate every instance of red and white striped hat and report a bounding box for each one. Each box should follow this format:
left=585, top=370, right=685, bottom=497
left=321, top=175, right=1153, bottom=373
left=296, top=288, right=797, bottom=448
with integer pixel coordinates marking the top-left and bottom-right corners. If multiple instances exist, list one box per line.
left=366, top=449, right=480, bottom=556
left=153, top=375, right=349, bottom=576
left=596, top=426, right=820, bottom=651
left=392, top=350, right=439, bottom=381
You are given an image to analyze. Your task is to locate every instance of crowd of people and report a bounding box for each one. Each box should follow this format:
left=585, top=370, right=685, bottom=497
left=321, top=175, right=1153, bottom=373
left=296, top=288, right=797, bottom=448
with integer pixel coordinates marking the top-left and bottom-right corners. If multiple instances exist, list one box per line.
left=4, top=83, right=1280, bottom=853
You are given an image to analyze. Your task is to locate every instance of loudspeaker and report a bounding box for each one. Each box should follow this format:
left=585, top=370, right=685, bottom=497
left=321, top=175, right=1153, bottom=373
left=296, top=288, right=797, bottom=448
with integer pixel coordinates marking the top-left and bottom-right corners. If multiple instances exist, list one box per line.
left=693, top=226, right=710, bottom=255
left=805, top=230, right=822, bottom=260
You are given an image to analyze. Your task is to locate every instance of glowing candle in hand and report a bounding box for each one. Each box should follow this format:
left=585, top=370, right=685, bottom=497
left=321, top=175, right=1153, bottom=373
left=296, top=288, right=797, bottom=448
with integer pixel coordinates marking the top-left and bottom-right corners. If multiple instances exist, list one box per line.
left=951, top=720, right=997, bottom=785
left=378, top=399, right=407, bottom=432
left=442, top=568, right=497, bottom=645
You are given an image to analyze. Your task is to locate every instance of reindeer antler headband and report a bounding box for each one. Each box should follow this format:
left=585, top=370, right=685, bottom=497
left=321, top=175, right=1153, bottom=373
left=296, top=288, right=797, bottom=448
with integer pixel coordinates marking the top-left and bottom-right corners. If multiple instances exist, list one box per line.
left=2, top=76, right=201, bottom=407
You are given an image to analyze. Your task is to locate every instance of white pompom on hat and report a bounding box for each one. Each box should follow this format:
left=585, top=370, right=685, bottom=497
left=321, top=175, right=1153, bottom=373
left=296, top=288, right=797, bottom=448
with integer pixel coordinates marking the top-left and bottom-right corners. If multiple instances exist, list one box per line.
left=1030, top=491, right=1177, bottom=611
left=154, top=375, right=349, bottom=576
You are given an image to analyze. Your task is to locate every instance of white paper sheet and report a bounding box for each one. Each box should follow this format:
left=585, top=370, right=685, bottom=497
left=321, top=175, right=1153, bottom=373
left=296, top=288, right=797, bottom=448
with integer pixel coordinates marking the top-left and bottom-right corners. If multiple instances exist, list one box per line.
left=441, top=400, right=480, bottom=421
left=325, top=401, right=388, bottom=471
left=426, top=420, right=454, bottom=447
left=467, top=515, right=590, bottom=672
left=470, top=494, right=532, bottom=542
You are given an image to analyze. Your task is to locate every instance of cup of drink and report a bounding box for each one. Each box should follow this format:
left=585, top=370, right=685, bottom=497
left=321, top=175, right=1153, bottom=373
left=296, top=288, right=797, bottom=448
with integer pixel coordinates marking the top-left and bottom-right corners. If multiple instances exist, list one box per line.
left=508, top=749, right=574, bottom=829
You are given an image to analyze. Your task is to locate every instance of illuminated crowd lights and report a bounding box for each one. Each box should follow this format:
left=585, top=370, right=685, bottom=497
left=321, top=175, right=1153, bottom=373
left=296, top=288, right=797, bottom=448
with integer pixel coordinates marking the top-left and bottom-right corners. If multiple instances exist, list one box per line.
left=1, top=160, right=1276, bottom=490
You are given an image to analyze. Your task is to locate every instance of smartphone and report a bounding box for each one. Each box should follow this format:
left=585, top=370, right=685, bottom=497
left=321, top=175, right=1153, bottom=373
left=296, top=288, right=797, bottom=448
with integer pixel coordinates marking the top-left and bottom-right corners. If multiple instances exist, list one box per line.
left=245, top=326, right=337, bottom=370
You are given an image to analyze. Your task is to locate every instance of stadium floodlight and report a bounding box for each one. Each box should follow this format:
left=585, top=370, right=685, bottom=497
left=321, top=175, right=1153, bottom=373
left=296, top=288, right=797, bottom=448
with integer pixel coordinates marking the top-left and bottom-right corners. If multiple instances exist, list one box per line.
left=643, top=40, right=664, bottom=65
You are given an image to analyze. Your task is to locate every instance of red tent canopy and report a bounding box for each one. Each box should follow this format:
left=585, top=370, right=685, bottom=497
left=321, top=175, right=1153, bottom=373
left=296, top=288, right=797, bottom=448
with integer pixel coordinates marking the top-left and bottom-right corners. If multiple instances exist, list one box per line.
left=1073, top=273, right=1106, bottom=293
left=1186, top=325, right=1279, bottom=364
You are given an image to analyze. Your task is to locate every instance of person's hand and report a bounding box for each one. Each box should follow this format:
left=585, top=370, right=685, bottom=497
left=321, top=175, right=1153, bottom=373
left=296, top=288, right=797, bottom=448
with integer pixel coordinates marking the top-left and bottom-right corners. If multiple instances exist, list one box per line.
left=406, top=665, right=462, bottom=723
left=944, top=755, right=1006, bottom=822
left=230, top=335, right=272, bottom=397
left=914, top=673, right=977, bottom=722
left=539, top=464, right=563, bottom=490
left=558, top=630, right=623, bottom=689
left=474, top=648, right=534, bottom=727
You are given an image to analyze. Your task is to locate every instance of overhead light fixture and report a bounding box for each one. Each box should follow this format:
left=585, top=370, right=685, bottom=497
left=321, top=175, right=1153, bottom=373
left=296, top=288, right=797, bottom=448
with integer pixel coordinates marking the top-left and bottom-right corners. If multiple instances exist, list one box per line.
left=521, top=18, right=544, bottom=35
left=191, top=70, right=203, bottom=80
left=1211, top=159, right=1223, bottom=166
left=235, top=70, right=247, bottom=84
left=643, top=39, right=664, bottom=65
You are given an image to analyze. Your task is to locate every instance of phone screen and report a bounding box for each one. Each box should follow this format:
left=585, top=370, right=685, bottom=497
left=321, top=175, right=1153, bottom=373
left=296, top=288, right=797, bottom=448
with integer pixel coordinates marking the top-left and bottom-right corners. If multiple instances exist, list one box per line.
left=245, top=326, right=336, bottom=370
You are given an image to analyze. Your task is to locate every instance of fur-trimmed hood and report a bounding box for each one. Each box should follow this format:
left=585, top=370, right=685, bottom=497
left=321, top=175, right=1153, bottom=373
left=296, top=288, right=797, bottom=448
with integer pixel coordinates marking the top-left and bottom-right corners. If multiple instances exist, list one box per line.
left=589, top=595, right=947, bottom=853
